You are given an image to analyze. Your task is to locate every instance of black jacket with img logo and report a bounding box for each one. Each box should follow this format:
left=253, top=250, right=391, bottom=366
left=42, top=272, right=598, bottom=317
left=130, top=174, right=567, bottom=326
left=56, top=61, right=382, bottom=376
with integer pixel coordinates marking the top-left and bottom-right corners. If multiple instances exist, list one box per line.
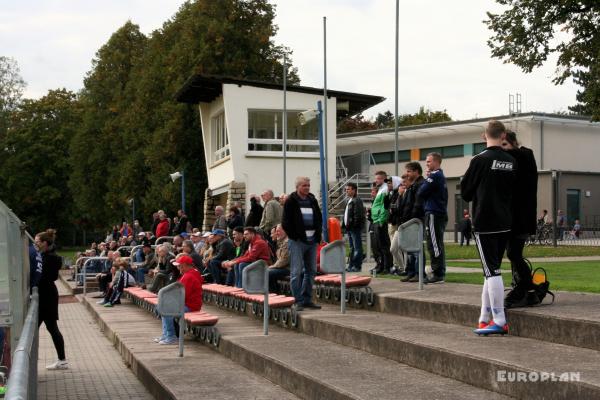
left=460, top=146, right=516, bottom=233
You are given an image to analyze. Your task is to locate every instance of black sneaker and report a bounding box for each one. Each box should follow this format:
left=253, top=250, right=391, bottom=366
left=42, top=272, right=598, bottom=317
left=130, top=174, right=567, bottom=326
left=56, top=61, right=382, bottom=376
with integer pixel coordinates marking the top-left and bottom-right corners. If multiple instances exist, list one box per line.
left=400, top=274, right=414, bottom=282
left=304, top=303, right=322, bottom=310
left=425, top=276, right=445, bottom=284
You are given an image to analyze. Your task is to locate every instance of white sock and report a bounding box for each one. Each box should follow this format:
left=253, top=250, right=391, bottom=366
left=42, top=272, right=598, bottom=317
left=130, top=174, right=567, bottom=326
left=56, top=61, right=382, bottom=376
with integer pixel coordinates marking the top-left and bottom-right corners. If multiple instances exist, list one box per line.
left=487, top=275, right=506, bottom=326
left=479, top=279, right=491, bottom=323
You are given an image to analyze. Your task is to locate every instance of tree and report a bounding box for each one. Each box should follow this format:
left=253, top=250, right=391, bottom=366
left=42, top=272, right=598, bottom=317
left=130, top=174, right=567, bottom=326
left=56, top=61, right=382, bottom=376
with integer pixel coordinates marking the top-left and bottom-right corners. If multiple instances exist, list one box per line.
left=0, top=56, right=26, bottom=137
left=0, top=89, right=81, bottom=233
left=339, top=107, right=452, bottom=133
left=485, top=1, right=600, bottom=120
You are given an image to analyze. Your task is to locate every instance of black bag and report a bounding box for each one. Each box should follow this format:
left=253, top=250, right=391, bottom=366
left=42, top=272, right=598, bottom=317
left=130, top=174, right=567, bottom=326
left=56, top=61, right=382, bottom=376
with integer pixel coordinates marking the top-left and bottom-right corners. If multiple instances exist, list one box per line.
left=524, top=259, right=555, bottom=306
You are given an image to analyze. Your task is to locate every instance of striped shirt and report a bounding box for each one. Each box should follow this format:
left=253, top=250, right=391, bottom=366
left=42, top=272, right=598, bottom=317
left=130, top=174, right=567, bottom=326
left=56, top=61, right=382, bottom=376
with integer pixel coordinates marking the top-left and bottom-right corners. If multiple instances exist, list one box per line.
left=298, top=197, right=316, bottom=243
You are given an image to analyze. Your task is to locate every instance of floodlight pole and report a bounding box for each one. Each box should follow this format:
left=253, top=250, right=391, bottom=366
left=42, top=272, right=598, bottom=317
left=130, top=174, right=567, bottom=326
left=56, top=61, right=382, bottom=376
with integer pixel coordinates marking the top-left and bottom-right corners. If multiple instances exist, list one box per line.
left=283, top=54, right=288, bottom=193
left=323, top=17, right=328, bottom=187
left=317, top=100, right=328, bottom=242
left=394, top=0, right=399, bottom=176
left=181, top=170, right=186, bottom=214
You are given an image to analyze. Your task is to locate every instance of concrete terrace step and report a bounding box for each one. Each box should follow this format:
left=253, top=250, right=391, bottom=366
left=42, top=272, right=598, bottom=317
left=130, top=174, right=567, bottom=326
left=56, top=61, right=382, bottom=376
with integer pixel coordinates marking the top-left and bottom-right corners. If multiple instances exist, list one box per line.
left=296, top=304, right=600, bottom=400
left=191, top=304, right=510, bottom=400
left=334, top=278, right=600, bottom=351
left=81, top=296, right=300, bottom=400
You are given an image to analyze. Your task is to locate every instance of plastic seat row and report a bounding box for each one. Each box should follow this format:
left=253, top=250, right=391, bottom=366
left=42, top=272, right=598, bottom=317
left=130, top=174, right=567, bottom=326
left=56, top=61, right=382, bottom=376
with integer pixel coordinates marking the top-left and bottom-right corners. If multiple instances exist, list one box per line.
left=123, top=287, right=220, bottom=346
left=202, top=284, right=299, bottom=327
left=314, top=274, right=375, bottom=306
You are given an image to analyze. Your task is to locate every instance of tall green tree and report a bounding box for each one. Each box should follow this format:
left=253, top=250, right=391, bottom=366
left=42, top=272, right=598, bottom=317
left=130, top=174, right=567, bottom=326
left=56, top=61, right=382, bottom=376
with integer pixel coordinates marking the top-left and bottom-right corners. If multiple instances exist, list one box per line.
left=69, top=21, right=148, bottom=229
left=485, top=1, right=600, bottom=120
left=0, top=56, right=25, bottom=138
left=0, top=89, right=80, bottom=233
left=339, top=107, right=452, bottom=133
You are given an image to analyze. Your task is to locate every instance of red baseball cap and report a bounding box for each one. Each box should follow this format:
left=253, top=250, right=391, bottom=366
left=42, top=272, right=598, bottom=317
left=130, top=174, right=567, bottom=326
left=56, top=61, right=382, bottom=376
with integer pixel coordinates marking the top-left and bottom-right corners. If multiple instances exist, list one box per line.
left=172, top=255, right=194, bottom=266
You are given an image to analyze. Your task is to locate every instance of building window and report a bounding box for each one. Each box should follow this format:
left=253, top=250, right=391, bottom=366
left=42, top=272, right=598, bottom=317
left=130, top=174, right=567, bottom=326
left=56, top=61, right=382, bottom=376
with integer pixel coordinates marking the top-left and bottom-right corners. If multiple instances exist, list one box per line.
left=442, top=145, right=464, bottom=158
left=420, top=147, right=443, bottom=160
left=211, top=112, right=229, bottom=162
left=370, top=150, right=411, bottom=165
left=248, top=110, right=319, bottom=154
left=473, top=142, right=486, bottom=154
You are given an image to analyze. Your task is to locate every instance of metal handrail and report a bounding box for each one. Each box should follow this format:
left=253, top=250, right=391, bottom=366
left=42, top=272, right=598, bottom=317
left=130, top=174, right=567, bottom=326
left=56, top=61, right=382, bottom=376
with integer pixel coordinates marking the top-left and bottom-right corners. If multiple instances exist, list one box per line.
left=155, top=236, right=174, bottom=245
left=82, top=257, right=109, bottom=296
left=6, top=288, right=39, bottom=400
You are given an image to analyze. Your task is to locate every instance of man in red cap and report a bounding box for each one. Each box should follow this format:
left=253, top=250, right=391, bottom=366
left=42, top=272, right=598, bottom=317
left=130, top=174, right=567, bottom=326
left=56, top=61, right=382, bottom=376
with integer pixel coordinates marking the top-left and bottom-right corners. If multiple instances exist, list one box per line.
left=155, top=254, right=203, bottom=345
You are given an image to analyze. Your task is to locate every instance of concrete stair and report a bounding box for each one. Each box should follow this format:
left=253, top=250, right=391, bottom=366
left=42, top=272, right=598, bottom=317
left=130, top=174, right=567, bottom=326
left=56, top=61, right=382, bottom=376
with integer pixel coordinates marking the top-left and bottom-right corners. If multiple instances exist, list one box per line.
left=77, top=274, right=600, bottom=400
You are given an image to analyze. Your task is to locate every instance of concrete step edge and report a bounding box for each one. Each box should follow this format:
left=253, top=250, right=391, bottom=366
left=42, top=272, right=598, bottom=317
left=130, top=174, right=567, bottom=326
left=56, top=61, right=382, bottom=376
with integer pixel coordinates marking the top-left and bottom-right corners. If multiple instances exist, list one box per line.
left=297, top=313, right=598, bottom=400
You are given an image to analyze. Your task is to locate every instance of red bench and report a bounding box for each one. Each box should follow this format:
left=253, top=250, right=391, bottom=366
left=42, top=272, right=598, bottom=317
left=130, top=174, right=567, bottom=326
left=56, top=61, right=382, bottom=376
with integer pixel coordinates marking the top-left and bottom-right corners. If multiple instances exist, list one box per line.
left=314, top=274, right=374, bottom=306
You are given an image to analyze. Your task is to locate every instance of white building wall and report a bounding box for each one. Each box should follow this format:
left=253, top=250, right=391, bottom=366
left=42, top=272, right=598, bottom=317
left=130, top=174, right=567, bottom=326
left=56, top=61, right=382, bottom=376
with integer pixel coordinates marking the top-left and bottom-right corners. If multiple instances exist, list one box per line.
left=199, top=97, right=235, bottom=189
left=222, top=84, right=336, bottom=200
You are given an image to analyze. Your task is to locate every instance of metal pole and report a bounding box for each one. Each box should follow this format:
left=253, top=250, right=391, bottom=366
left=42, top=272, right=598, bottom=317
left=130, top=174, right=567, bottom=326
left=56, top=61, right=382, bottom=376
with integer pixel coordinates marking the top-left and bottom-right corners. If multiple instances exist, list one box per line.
left=552, top=170, right=558, bottom=247
left=283, top=54, right=288, bottom=193
left=418, top=223, right=424, bottom=291
left=317, top=100, right=329, bottom=242
left=178, top=314, right=185, bottom=357
left=341, top=270, right=346, bottom=314
left=181, top=171, right=186, bottom=214
left=263, top=292, right=269, bottom=335
left=394, top=0, right=399, bottom=176
left=323, top=16, right=328, bottom=192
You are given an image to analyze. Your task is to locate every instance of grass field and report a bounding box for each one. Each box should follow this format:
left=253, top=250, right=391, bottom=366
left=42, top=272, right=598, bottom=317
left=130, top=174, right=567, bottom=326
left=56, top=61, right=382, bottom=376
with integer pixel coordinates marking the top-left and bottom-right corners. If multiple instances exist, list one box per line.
left=380, top=261, right=600, bottom=293
left=444, top=243, right=600, bottom=259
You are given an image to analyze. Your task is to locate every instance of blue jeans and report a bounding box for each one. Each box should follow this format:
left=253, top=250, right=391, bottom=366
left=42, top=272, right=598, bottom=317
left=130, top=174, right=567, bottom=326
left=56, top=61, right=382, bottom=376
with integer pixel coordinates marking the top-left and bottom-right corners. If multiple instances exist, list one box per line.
left=134, top=249, right=144, bottom=263
left=161, top=305, right=190, bottom=340
left=269, top=268, right=290, bottom=293
left=405, top=250, right=427, bottom=277
left=347, top=228, right=364, bottom=271
left=135, top=268, right=147, bottom=285
left=235, top=262, right=250, bottom=288
left=208, top=259, right=224, bottom=284
left=288, top=239, right=317, bottom=305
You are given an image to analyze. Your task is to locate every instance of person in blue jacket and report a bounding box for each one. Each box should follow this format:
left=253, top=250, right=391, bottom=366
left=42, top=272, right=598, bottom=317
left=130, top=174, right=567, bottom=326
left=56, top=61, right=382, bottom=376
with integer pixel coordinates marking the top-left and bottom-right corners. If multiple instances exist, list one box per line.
left=417, top=152, right=448, bottom=284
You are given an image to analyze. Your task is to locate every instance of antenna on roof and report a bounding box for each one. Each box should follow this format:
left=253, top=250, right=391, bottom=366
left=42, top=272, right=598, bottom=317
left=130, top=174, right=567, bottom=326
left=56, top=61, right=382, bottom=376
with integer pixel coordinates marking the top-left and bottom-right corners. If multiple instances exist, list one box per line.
left=508, top=93, right=522, bottom=115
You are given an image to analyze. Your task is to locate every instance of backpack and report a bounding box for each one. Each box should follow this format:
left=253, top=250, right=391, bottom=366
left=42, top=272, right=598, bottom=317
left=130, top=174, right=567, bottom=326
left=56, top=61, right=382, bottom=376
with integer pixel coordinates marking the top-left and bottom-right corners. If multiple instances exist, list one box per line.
left=524, top=259, right=555, bottom=306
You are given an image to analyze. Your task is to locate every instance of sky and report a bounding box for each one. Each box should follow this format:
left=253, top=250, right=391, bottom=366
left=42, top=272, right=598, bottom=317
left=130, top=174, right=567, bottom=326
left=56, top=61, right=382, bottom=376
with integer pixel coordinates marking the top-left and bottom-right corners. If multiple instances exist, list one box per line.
left=0, top=0, right=581, bottom=121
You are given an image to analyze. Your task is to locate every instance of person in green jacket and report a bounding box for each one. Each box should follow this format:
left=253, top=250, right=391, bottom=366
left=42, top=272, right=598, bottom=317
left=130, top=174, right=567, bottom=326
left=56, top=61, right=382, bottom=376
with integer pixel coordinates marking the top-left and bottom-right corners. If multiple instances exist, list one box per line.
left=370, top=170, right=393, bottom=274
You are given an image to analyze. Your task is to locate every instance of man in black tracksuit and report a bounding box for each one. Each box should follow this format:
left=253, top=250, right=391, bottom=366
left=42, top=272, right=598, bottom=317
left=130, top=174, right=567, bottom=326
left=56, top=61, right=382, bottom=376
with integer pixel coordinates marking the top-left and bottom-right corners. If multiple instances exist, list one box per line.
left=502, top=130, right=538, bottom=307
left=398, top=162, right=425, bottom=282
left=417, top=153, right=448, bottom=284
left=461, top=120, right=516, bottom=335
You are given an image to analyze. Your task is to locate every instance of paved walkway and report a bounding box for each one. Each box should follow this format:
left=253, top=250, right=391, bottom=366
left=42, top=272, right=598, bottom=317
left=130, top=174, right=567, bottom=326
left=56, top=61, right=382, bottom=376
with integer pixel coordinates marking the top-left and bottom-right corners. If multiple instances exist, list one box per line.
left=37, top=295, right=154, bottom=400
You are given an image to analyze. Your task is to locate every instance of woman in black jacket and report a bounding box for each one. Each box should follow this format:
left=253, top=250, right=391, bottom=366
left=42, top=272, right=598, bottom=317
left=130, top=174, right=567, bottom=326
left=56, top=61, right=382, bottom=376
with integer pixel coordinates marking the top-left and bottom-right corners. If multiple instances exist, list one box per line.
left=35, top=229, right=68, bottom=370
left=245, top=195, right=263, bottom=227
left=502, top=130, right=538, bottom=308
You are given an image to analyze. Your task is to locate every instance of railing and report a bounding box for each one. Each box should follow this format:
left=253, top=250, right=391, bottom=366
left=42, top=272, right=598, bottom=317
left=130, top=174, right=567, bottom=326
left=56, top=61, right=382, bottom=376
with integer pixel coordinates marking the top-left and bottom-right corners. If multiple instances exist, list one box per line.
left=6, top=288, right=39, bottom=400
left=327, top=173, right=371, bottom=215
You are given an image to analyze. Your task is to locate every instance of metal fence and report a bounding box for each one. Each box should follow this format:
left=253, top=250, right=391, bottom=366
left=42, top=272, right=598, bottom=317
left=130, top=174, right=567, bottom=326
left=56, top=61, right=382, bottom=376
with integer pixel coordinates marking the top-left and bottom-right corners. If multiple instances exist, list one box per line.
left=5, top=288, right=39, bottom=400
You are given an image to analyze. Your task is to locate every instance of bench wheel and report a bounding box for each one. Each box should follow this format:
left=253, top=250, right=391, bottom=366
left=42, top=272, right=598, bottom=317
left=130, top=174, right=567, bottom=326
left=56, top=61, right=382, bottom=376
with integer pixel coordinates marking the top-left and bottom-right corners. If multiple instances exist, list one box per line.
left=281, top=309, right=289, bottom=326
left=366, top=287, right=375, bottom=307
left=354, top=290, right=363, bottom=304
left=324, top=286, right=331, bottom=300
left=240, top=301, right=247, bottom=313
left=273, top=308, right=280, bottom=321
left=291, top=307, right=299, bottom=328
left=252, top=302, right=258, bottom=315
left=212, top=331, right=220, bottom=347
left=200, top=328, right=207, bottom=341
left=234, top=298, right=240, bottom=311
left=207, top=329, right=213, bottom=343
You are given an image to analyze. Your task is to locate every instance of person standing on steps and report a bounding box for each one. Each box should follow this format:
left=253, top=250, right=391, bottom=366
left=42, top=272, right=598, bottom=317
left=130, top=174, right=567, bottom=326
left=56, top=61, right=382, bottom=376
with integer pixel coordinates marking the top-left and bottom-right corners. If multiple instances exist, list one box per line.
left=501, top=130, right=538, bottom=308
left=461, top=120, right=516, bottom=335
left=282, top=176, right=323, bottom=311
left=36, top=229, right=68, bottom=370
left=417, top=152, right=448, bottom=284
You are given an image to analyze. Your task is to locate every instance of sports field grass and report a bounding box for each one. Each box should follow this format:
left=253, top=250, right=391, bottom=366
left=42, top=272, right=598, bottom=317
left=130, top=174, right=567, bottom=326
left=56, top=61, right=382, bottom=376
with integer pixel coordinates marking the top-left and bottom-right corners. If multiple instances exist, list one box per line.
left=381, top=261, right=600, bottom=293
left=444, top=243, right=600, bottom=259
